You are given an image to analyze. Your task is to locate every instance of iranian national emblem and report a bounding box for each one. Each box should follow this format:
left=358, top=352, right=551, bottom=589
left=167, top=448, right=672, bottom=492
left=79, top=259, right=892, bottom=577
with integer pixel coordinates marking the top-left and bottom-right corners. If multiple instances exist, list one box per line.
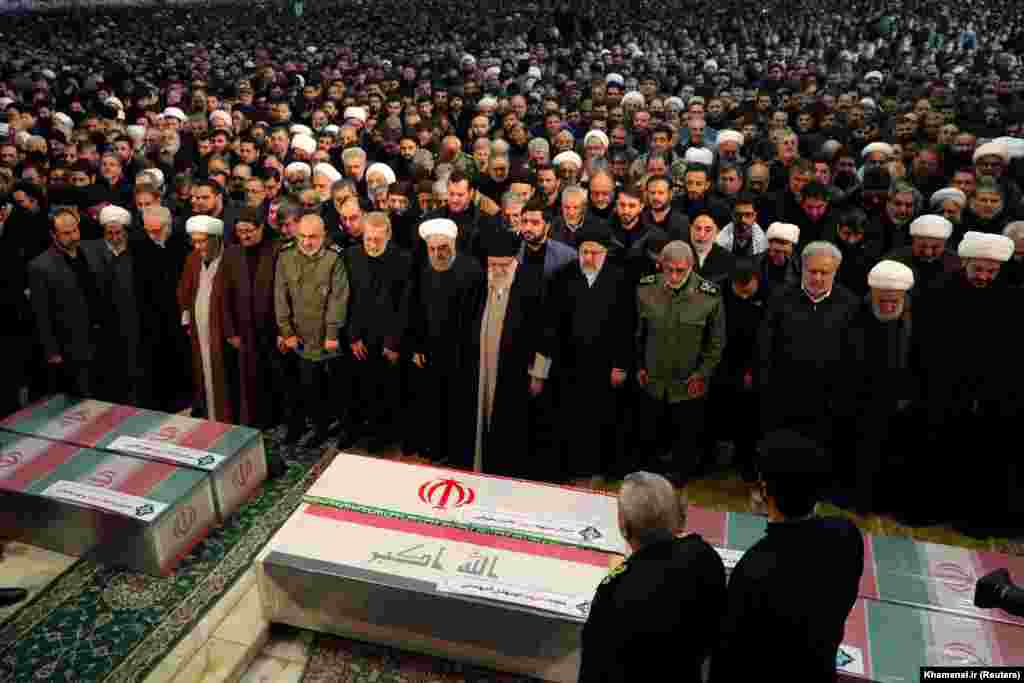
left=135, top=503, right=155, bottom=518
left=87, top=470, right=116, bottom=488
left=149, top=425, right=180, bottom=442
left=418, top=478, right=475, bottom=510
left=578, top=526, right=603, bottom=542
left=933, top=561, right=975, bottom=593
left=173, top=506, right=197, bottom=538
left=233, top=458, right=254, bottom=489
left=576, top=600, right=591, bottom=616
left=0, top=451, right=21, bottom=468
left=836, top=648, right=854, bottom=668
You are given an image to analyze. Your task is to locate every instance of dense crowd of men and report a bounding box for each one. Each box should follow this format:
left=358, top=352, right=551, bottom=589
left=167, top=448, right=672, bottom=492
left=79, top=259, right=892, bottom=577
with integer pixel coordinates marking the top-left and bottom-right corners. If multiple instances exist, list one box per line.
left=2, top=0, right=1024, bottom=543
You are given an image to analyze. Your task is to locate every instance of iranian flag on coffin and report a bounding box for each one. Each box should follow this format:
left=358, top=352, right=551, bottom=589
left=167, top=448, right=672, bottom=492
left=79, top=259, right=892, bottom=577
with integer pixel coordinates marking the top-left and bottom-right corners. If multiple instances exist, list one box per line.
left=838, top=598, right=1024, bottom=681
left=259, top=500, right=612, bottom=682
left=0, top=431, right=215, bottom=575
left=0, top=394, right=265, bottom=519
left=300, top=452, right=627, bottom=554
left=868, top=534, right=1024, bottom=626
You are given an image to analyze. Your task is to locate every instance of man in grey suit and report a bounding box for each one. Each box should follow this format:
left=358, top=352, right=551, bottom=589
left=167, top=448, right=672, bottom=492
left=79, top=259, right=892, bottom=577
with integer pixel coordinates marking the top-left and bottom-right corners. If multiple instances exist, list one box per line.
left=27, top=207, right=108, bottom=398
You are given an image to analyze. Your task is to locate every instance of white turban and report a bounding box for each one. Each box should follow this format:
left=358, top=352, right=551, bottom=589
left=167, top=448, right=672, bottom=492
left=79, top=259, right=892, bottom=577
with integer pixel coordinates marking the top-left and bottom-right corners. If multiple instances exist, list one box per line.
left=209, top=110, right=232, bottom=127
left=323, top=124, right=341, bottom=136
left=53, top=112, right=74, bottom=129
left=909, top=215, right=953, bottom=240
left=684, top=147, right=714, bottom=166
left=285, top=161, right=312, bottom=177
left=583, top=130, right=610, bottom=148
left=868, top=260, right=915, bottom=291
left=929, top=187, right=967, bottom=209
left=313, top=162, right=341, bottom=182
left=290, top=123, right=314, bottom=138
left=367, top=162, right=396, bottom=185
left=553, top=151, right=583, bottom=169
left=864, top=70, right=884, bottom=83
left=343, top=106, right=368, bottom=124
left=861, top=142, right=894, bottom=159
left=419, top=218, right=458, bottom=240
left=99, top=205, right=132, bottom=227
left=992, top=137, right=1024, bottom=160
left=717, top=130, right=744, bottom=147
left=291, top=134, right=316, bottom=154
left=621, top=91, right=645, bottom=106
left=185, top=215, right=224, bottom=236
left=161, top=107, right=187, bottom=122
left=973, top=142, right=1009, bottom=164
left=766, top=222, right=800, bottom=244
left=958, top=231, right=1014, bottom=262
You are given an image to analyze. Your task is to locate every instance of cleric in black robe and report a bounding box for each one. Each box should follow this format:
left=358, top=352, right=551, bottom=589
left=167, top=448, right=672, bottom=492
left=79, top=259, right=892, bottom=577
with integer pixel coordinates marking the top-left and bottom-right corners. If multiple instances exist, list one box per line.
left=406, top=218, right=485, bottom=466
left=851, top=260, right=918, bottom=516
left=469, top=228, right=545, bottom=479
left=914, top=232, right=1021, bottom=535
left=343, top=213, right=413, bottom=451
left=132, top=206, right=192, bottom=412
left=712, top=430, right=863, bottom=683
left=542, top=224, right=633, bottom=480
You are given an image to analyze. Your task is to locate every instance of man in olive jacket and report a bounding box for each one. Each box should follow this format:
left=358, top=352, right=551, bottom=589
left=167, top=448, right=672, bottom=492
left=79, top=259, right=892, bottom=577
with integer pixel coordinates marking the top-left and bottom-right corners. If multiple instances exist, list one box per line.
left=275, top=213, right=350, bottom=443
left=635, top=240, right=725, bottom=483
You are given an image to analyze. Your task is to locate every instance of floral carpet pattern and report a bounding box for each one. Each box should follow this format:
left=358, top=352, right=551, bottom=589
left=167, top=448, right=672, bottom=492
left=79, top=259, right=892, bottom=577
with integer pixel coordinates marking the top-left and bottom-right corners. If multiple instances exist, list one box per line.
left=301, top=634, right=538, bottom=683
left=0, top=428, right=334, bottom=683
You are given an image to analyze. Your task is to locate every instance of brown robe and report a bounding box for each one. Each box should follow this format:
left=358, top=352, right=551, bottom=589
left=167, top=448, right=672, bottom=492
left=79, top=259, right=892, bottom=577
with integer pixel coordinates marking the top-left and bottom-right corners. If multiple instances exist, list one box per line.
left=221, top=239, right=279, bottom=427
left=178, top=250, right=233, bottom=423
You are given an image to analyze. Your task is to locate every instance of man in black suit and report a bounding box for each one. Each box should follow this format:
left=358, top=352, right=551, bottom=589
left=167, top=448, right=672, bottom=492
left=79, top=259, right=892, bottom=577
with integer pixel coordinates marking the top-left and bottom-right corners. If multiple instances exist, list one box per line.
left=27, top=207, right=108, bottom=398
left=344, top=212, right=413, bottom=451
left=713, top=430, right=864, bottom=682
left=580, top=471, right=726, bottom=683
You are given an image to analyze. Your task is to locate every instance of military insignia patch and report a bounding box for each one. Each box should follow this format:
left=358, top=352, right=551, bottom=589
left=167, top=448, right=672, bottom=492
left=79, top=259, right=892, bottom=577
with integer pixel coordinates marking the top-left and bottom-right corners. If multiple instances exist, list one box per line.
left=639, top=274, right=658, bottom=285
left=698, top=280, right=720, bottom=295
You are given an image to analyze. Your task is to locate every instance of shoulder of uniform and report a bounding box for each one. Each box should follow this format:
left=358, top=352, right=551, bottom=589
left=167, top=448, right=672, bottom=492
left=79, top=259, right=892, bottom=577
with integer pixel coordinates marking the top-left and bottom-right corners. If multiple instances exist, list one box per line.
left=277, top=238, right=296, bottom=251
left=600, top=560, right=629, bottom=586
left=327, top=242, right=344, bottom=255
left=638, top=274, right=658, bottom=286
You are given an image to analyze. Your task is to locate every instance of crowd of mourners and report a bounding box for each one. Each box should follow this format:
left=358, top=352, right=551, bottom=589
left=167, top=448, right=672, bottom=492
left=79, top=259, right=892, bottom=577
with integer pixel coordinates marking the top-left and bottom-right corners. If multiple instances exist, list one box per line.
left=3, top=0, right=1024, bottom=542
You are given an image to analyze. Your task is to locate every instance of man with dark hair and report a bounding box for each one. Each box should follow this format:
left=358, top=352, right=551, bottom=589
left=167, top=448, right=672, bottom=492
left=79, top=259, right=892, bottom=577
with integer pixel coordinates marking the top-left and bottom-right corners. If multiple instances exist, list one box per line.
left=516, top=195, right=577, bottom=294
left=641, top=175, right=689, bottom=240
left=185, top=177, right=241, bottom=245
left=581, top=473, right=725, bottom=683
left=27, top=208, right=108, bottom=397
left=609, top=182, right=668, bottom=286
left=829, top=206, right=880, bottom=296
left=713, top=430, right=863, bottom=682
left=424, top=169, right=500, bottom=264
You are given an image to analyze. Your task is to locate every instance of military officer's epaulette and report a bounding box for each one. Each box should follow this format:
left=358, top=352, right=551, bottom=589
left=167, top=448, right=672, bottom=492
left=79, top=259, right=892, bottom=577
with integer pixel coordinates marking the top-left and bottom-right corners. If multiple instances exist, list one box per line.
left=638, top=274, right=658, bottom=286
left=601, top=560, right=629, bottom=585
left=327, top=242, right=344, bottom=255
left=698, top=280, right=720, bottom=296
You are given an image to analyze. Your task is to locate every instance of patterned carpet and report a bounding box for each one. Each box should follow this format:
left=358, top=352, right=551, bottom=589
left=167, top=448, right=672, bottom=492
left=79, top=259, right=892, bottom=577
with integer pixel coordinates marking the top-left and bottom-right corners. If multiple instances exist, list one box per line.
left=0, top=427, right=333, bottom=683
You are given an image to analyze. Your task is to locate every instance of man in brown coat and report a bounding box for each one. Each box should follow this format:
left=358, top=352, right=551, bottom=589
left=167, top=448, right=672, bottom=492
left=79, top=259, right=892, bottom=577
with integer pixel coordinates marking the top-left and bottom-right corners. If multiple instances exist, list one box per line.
left=178, top=216, right=233, bottom=423
left=221, top=207, right=282, bottom=430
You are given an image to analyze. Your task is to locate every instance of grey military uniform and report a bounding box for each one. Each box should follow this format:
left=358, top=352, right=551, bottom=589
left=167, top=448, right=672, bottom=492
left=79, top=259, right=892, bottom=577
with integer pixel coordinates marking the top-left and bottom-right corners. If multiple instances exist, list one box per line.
left=636, top=271, right=726, bottom=403
left=274, top=241, right=350, bottom=362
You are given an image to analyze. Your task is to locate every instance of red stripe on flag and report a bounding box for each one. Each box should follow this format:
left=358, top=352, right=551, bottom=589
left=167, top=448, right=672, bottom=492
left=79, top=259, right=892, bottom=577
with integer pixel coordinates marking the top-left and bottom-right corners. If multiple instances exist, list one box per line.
left=177, top=420, right=233, bottom=449
left=304, top=504, right=612, bottom=567
left=114, top=458, right=179, bottom=496
left=684, top=506, right=727, bottom=548
left=0, top=439, right=84, bottom=491
left=71, top=404, right=141, bottom=446
left=859, top=534, right=879, bottom=600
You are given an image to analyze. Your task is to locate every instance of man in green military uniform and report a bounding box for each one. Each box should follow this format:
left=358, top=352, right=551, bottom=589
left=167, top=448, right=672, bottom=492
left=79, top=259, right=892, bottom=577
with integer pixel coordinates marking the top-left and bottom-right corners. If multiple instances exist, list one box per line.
left=275, top=213, right=350, bottom=445
left=635, top=240, right=725, bottom=483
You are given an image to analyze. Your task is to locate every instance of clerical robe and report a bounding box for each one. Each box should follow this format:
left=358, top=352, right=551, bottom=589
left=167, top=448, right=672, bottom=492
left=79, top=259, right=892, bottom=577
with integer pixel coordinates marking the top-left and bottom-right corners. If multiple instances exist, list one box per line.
left=179, top=250, right=233, bottom=423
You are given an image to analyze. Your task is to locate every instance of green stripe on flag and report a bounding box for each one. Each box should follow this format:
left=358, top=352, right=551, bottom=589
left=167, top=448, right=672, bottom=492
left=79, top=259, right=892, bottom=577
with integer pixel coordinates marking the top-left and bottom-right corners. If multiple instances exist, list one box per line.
left=23, top=450, right=105, bottom=494
left=4, top=395, right=76, bottom=435
left=303, top=495, right=576, bottom=549
left=866, top=599, right=929, bottom=681
left=871, top=534, right=932, bottom=606
left=725, top=511, right=767, bottom=551
left=149, top=468, right=209, bottom=506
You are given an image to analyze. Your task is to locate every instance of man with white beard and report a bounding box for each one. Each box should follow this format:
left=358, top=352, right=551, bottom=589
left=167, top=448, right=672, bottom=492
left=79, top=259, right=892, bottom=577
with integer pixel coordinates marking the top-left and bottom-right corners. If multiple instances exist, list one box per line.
left=406, top=218, right=484, bottom=465
left=851, top=260, right=917, bottom=516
